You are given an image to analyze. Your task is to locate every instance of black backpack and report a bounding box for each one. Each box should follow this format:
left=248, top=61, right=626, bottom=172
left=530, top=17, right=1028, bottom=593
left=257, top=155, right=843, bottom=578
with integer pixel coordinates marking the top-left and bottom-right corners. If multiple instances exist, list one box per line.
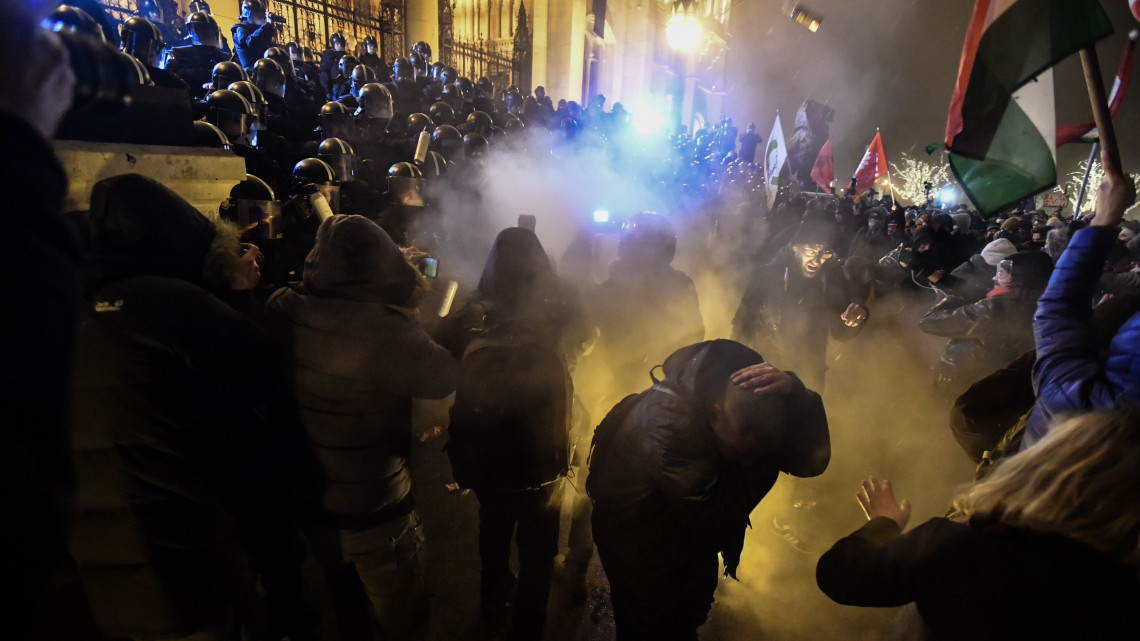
left=446, top=318, right=572, bottom=491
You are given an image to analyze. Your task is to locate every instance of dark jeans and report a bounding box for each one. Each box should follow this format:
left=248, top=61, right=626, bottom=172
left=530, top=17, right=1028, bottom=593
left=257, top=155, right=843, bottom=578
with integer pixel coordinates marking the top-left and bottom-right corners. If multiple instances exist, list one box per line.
left=307, top=512, right=427, bottom=641
left=474, top=482, right=561, bottom=639
left=594, top=517, right=719, bottom=641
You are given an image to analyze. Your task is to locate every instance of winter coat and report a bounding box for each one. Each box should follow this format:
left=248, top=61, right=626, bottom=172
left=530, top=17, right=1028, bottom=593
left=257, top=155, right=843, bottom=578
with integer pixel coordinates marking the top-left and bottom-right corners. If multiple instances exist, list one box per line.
left=1023, top=226, right=1140, bottom=449
left=266, top=215, right=456, bottom=526
left=732, top=247, right=863, bottom=389
left=588, top=340, right=829, bottom=580
left=69, top=175, right=278, bottom=639
left=1, top=113, right=82, bottom=638
left=919, top=290, right=1039, bottom=390
left=817, top=517, right=1140, bottom=641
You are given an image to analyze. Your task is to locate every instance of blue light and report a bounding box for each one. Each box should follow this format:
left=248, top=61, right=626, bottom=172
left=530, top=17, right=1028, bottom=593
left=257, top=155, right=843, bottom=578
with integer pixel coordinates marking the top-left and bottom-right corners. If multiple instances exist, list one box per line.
left=939, top=186, right=955, bottom=204
left=593, top=209, right=610, bottom=223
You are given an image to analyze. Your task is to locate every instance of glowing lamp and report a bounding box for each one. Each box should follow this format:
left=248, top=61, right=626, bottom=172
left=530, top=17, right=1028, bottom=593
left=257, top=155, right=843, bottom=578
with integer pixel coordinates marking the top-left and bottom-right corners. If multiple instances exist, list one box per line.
left=666, top=13, right=702, bottom=51
left=593, top=209, right=610, bottom=223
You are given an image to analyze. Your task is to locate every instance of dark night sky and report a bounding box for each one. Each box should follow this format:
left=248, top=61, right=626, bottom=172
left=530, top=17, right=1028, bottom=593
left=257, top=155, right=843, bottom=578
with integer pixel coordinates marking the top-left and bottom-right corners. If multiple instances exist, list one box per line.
left=723, top=0, right=1140, bottom=191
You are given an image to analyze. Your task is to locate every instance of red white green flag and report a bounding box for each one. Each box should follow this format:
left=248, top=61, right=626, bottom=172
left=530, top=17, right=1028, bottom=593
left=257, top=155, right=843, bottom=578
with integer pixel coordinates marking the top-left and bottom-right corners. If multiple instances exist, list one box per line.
left=853, top=130, right=887, bottom=195
left=945, top=0, right=1112, bottom=214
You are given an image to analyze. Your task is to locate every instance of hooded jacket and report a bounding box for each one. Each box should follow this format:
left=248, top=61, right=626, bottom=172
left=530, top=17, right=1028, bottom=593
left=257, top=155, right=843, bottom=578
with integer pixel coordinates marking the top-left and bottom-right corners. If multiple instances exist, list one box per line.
left=1023, top=226, right=1140, bottom=449
left=588, top=340, right=829, bottom=579
left=731, top=246, right=864, bottom=389
left=267, top=215, right=456, bottom=526
left=70, top=175, right=276, bottom=638
left=2, top=112, right=82, bottom=639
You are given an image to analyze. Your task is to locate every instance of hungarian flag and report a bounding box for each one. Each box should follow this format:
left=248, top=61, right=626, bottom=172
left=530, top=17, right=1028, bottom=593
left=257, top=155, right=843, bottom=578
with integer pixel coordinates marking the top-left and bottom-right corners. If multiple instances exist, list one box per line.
left=853, top=130, right=887, bottom=195
left=1056, top=30, right=1137, bottom=146
left=765, top=113, right=788, bottom=208
left=811, top=135, right=835, bottom=192
left=945, top=0, right=1112, bottom=214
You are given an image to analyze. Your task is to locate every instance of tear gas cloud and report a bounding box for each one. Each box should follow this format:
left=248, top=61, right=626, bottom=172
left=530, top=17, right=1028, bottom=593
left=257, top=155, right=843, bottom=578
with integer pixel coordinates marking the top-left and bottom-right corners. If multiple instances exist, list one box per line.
left=416, top=129, right=979, bottom=639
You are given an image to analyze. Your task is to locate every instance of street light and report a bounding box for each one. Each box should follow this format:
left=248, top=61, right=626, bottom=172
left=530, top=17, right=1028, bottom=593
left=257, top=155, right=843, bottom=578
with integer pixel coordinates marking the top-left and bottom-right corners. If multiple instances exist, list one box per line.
left=666, top=3, right=702, bottom=51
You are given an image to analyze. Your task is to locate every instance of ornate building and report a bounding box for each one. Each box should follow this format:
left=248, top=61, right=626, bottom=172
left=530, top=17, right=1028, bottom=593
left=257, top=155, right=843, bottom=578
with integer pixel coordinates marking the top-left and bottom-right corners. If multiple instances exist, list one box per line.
left=102, top=0, right=730, bottom=129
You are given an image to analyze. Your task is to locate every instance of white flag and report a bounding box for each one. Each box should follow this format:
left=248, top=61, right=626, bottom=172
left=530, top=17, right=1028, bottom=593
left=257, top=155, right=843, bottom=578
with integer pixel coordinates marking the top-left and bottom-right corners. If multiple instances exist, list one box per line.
left=765, top=113, right=788, bottom=208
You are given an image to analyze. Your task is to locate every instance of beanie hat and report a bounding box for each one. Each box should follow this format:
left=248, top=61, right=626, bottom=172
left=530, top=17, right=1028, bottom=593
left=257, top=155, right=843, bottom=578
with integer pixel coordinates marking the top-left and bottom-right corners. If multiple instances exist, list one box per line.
left=1005, top=250, right=1054, bottom=290
left=980, top=238, right=1017, bottom=266
left=1000, top=217, right=1021, bottom=233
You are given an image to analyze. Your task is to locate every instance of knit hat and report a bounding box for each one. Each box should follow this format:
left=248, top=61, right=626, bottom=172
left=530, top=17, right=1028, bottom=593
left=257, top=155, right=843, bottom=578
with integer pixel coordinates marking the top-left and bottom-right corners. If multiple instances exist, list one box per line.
left=980, top=238, right=1017, bottom=266
left=1005, top=250, right=1054, bottom=290
left=1000, top=217, right=1021, bottom=233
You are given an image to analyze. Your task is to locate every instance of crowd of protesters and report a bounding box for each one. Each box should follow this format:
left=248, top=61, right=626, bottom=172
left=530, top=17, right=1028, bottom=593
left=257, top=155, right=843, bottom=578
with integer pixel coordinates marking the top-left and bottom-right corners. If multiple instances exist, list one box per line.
left=6, top=1, right=1140, bottom=641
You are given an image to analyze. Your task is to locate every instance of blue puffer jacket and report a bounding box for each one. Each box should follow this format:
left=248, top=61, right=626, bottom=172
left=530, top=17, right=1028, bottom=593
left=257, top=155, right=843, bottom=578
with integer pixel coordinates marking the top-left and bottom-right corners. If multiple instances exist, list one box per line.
left=1023, top=226, right=1140, bottom=449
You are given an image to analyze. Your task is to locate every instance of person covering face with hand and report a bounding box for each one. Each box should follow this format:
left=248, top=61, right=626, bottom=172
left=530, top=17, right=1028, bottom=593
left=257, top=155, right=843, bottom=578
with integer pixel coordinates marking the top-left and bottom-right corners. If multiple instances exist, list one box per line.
left=589, top=340, right=830, bottom=641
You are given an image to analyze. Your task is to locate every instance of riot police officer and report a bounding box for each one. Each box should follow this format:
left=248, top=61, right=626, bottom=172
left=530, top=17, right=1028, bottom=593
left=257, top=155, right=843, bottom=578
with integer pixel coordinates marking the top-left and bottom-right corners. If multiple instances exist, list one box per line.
left=329, top=54, right=359, bottom=101
left=120, top=16, right=189, bottom=91
left=166, top=11, right=230, bottom=99
left=232, top=0, right=277, bottom=70
left=360, top=35, right=385, bottom=79
left=320, top=31, right=346, bottom=90
left=183, top=0, right=231, bottom=52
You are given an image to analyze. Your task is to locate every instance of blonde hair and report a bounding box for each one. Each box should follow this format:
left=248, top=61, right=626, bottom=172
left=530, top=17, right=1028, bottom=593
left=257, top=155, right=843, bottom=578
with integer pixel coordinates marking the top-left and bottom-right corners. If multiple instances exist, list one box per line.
left=953, top=408, right=1140, bottom=565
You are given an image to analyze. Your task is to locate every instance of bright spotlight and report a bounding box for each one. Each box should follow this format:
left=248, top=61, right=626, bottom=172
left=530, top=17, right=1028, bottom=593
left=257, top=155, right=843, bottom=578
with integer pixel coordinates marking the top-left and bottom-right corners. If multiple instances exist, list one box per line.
left=939, top=186, right=956, bottom=204
left=593, top=209, right=610, bottom=223
left=665, top=13, right=702, bottom=51
left=631, top=104, right=665, bottom=135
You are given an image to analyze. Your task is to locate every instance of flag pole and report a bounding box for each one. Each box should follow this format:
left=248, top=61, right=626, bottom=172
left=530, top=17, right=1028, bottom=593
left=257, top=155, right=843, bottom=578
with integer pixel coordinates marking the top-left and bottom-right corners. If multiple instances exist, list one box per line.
left=1075, top=141, right=1100, bottom=218
left=1080, top=46, right=1122, bottom=172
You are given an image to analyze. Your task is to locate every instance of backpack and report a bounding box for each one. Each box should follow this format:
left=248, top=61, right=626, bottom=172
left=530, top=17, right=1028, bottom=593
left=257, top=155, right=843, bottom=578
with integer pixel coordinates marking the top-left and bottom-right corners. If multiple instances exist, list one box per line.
left=446, top=317, right=572, bottom=491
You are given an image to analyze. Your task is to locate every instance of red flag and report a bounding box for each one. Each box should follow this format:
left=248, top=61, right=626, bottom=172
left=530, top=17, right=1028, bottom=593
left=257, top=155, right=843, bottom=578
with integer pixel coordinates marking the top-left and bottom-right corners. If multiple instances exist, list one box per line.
left=1056, top=30, right=1136, bottom=146
left=1132, top=0, right=1139, bottom=22
left=810, top=135, right=834, bottom=192
left=853, top=130, right=887, bottom=195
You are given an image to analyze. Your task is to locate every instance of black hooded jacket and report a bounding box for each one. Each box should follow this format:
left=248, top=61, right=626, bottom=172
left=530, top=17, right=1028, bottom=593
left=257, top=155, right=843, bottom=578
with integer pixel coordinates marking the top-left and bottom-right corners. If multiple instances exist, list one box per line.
left=69, top=175, right=281, bottom=638
left=267, top=215, right=457, bottom=526
left=588, top=340, right=829, bottom=579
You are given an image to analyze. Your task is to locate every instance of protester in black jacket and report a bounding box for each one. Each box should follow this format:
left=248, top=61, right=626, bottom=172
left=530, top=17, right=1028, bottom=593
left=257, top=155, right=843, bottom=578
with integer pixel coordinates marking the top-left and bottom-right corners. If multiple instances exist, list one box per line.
left=0, top=13, right=80, bottom=639
left=69, top=174, right=305, bottom=640
left=267, top=214, right=456, bottom=641
left=733, top=220, right=868, bottom=390
left=589, top=340, right=830, bottom=641
left=818, top=408, right=1140, bottom=641
left=436, top=226, right=592, bottom=641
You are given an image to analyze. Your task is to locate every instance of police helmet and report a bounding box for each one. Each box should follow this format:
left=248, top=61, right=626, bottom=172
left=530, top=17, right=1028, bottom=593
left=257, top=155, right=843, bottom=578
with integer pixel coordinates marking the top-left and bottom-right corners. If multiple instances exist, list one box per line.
left=355, top=83, right=393, bottom=120
left=338, top=54, right=359, bottom=77
left=428, top=101, right=454, bottom=126
left=407, top=112, right=434, bottom=133
left=45, top=5, right=105, bottom=40
left=211, top=61, right=248, bottom=90
left=251, top=57, right=285, bottom=97
left=465, top=110, right=493, bottom=136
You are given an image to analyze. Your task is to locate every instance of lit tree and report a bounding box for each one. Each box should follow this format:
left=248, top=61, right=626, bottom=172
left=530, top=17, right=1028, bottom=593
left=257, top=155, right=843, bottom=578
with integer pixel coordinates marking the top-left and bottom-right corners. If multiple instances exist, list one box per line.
left=890, top=153, right=950, bottom=206
left=1053, top=160, right=1140, bottom=218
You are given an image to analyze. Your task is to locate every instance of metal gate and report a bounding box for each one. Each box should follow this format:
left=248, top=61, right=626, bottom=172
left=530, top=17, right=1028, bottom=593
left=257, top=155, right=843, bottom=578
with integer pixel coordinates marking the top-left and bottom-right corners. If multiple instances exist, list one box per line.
left=268, top=0, right=402, bottom=59
left=437, top=0, right=454, bottom=64
left=444, top=3, right=530, bottom=96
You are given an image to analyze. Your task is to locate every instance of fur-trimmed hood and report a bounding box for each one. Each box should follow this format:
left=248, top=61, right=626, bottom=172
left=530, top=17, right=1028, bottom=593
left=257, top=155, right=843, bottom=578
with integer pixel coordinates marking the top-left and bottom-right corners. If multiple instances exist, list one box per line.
left=85, top=174, right=240, bottom=294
